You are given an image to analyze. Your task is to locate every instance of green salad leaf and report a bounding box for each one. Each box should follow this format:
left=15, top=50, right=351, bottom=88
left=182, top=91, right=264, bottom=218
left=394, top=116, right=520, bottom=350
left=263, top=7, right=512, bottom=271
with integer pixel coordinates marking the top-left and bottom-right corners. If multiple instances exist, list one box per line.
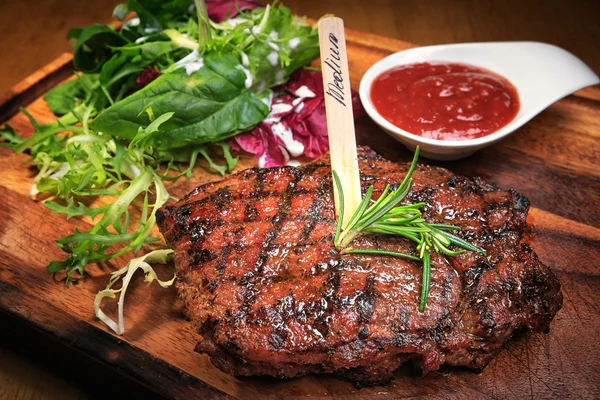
left=5, top=1, right=320, bottom=283
left=117, top=0, right=193, bottom=31
left=91, top=4, right=318, bottom=146
left=44, top=74, right=100, bottom=115
left=0, top=123, right=24, bottom=148
left=69, top=25, right=128, bottom=73
left=244, top=6, right=319, bottom=90
left=110, top=38, right=178, bottom=61
left=91, top=52, right=270, bottom=146
left=19, top=112, right=173, bottom=283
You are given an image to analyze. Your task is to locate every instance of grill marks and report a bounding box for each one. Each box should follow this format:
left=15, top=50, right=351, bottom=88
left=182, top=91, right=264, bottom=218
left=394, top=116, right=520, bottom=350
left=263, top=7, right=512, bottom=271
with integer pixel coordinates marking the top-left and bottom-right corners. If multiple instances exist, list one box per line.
left=356, top=274, right=378, bottom=324
left=254, top=169, right=303, bottom=272
left=168, top=185, right=234, bottom=246
left=299, top=176, right=330, bottom=242
left=156, top=148, right=562, bottom=384
left=241, top=168, right=304, bottom=319
left=237, top=168, right=272, bottom=318
left=313, top=264, right=343, bottom=338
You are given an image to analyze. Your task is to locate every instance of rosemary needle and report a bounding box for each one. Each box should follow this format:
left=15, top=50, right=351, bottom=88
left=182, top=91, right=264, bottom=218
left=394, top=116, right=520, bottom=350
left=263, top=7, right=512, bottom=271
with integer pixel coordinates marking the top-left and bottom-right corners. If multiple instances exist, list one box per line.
left=341, top=248, right=421, bottom=261
left=332, top=146, right=486, bottom=311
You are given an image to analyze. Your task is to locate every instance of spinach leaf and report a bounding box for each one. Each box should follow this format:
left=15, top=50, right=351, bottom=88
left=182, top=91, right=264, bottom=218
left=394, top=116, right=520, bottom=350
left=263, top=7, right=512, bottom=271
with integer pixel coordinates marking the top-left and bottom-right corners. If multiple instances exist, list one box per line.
left=114, top=0, right=193, bottom=33
left=98, top=31, right=190, bottom=96
left=110, top=39, right=177, bottom=61
left=44, top=74, right=100, bottom=115
left=152, top=90, right=269, bottom=149
left=91, top=51, right=269, bottom=148
left=127, top=0, right=162, bottom=33
left=99, top=53, right=129, bottom=87
left=99, top=55, right=146, bottom=97
left=68, top=24, right=127, bottom=73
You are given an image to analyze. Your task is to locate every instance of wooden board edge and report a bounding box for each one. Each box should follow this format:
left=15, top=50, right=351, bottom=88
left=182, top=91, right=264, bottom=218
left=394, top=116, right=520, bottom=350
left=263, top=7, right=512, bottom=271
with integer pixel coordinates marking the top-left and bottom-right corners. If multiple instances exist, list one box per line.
left=0, top=53, right=74, bottom=124
left=0, top=280, right=233, bottom=400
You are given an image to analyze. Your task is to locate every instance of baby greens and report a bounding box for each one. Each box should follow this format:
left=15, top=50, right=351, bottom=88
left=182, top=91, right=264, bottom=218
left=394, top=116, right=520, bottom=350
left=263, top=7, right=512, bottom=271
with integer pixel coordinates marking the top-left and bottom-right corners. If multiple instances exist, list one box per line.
left=91, top=52, right=271, bottom=146
left=2, top=0, right=320, bottom=283
left=92, top=4, right=318, bottom=145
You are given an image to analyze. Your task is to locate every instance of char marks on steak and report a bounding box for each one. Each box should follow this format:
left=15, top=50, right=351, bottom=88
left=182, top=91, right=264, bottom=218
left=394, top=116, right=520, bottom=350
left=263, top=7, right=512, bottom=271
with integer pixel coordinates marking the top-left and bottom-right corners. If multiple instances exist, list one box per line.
left=156, top=147, right=562, bottom=383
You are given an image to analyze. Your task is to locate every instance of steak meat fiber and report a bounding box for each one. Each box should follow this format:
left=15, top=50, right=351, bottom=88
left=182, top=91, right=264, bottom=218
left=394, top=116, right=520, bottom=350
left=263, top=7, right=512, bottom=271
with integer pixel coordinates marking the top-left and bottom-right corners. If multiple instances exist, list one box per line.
left=156, top=147, right=562, bottom=383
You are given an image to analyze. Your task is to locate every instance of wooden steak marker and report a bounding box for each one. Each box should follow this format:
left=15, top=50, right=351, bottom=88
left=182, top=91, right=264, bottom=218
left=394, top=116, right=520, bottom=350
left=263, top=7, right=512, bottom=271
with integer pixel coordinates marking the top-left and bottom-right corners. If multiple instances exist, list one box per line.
left=318, top=17, right=362, bottom=226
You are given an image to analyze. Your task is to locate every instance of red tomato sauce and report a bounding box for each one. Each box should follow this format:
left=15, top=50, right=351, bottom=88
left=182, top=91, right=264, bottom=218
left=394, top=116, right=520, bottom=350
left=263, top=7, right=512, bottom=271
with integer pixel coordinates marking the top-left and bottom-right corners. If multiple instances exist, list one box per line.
left=370, top=62, right=520, bottom=140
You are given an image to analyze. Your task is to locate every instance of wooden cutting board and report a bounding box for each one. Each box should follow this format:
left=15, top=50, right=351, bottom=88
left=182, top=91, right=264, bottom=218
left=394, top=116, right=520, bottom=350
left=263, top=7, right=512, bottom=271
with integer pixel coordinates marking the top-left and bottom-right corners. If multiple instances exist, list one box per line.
left=1, top=27, right=599, bottom=400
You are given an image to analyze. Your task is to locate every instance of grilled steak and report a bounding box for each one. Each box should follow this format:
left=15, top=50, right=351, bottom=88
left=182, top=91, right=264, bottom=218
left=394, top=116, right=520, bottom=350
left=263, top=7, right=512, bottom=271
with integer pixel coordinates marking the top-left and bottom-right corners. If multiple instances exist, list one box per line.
left=156, top=147, right=562, bottom=383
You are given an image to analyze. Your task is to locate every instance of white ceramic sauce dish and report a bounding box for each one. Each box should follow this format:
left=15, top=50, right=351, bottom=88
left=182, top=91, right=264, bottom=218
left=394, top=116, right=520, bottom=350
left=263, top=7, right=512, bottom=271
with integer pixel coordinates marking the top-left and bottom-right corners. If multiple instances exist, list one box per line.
left=359, top=42, right=600, bottom=160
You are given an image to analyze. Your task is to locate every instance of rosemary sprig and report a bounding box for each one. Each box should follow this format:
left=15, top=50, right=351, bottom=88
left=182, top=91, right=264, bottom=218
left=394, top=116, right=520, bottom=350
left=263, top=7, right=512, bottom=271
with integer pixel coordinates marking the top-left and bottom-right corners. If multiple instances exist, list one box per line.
left=332, top=147, right=486, bottom=311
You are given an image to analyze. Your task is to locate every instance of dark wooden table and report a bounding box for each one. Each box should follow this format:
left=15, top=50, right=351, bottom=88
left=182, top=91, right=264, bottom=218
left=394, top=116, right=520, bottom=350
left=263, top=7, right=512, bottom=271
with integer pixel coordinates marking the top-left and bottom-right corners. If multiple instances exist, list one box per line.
left=0, top=1, right=599, bottom=399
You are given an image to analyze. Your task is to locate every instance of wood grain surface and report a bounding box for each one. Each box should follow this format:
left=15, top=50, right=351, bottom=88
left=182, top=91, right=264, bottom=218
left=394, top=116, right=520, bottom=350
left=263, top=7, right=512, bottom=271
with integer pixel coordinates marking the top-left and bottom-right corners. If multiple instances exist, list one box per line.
left=1, top=21, right=600, bottom=399
left=1, top=1, right=600, bottom=399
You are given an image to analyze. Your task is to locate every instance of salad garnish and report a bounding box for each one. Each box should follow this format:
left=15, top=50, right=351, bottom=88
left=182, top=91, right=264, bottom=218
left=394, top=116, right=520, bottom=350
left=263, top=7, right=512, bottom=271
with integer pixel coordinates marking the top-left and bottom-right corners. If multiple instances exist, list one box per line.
left=94, top=249, right=175, bottom=335
left=1, top=0, right=328, bottom=283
